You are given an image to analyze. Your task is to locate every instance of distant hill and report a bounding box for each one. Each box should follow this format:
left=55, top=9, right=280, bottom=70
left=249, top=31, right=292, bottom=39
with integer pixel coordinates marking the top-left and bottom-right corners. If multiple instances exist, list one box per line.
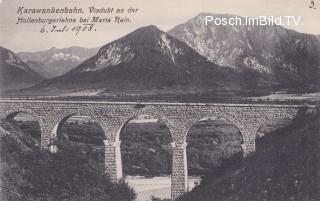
left=23, top=25, right=245, bottom=96
left=168, top=13, right=320, bottom=92
left=0, top=47, right=45, bottom=92
left=178, top=108, right=320, bottom=201
left=17, top=46, right=99, bottom=78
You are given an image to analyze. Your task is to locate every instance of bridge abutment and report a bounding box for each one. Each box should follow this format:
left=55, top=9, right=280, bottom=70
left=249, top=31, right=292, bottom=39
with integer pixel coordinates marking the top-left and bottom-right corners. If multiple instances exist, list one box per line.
left=240, top=128, right=257, bottom=157
left=235, top=117, right=264, bottom=157
left=171, top=142, right=188, bottom=200
left=104, top=140, right=123, bottom=181
left=241, top=142, right=255, bottom=156
left=39, top=117, right=63, bottom=153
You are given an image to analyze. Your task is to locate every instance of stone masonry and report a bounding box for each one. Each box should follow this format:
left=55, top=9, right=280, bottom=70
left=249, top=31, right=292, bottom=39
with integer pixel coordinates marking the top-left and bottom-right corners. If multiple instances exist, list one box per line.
left=0, top=99, right=307, bottom=200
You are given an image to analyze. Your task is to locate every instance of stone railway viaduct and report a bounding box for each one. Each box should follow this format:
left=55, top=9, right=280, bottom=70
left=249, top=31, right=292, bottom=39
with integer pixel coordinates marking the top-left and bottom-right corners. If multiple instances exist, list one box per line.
left=0, top=99, right=311, bottom=200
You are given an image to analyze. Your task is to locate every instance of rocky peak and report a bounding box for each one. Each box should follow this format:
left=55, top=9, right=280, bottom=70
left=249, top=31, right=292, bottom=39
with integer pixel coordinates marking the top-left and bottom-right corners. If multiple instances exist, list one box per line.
left=168, top=13, right=320, bottom=91
left=81, top=25, right=197, bottom=72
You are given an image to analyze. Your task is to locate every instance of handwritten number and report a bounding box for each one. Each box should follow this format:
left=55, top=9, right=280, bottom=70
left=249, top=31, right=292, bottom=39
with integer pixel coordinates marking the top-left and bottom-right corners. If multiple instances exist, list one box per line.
left=85, top=24, right=94, bottom=31
left=309, top=0, right=318, bottom=9
left=40, top=25, right=46, bottom=33
left=309, top=1, right=315, bottom=8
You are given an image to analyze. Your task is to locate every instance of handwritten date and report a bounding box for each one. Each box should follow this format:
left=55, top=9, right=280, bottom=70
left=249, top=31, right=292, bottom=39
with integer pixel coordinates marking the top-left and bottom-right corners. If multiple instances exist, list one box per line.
left=40, top=24, right=96, bottom=35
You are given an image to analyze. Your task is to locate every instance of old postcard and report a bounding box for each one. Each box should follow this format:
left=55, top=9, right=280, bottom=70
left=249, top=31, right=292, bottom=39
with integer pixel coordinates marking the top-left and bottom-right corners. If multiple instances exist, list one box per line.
left=0, top=0, right=319, bottom=201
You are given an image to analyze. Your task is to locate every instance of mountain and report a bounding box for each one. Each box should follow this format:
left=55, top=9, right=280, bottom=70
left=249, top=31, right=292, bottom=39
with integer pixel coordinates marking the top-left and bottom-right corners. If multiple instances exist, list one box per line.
left=168, top=13, right=320, bottom=92
left=17, top=46, right=99, bottom=78
left=0, top=47, right=45, bottom=92
left=25, top=25, right=246, bottom=96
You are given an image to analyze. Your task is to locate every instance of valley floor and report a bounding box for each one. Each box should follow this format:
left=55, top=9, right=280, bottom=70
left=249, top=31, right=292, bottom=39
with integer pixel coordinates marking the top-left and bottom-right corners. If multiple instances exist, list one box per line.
left=249, top=92, right=320, bottom=102
left=126, top=176, right=201, bottom=201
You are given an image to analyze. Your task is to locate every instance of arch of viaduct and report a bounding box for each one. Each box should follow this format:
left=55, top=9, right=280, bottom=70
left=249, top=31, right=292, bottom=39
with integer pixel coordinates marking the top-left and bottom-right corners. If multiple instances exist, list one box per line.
left=0, top=99, right=309, bottom=200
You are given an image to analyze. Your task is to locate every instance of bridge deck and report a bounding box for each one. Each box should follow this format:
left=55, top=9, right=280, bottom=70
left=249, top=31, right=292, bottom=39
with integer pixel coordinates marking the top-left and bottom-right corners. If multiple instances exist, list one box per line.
left=0, top=99, right=316, bottom=108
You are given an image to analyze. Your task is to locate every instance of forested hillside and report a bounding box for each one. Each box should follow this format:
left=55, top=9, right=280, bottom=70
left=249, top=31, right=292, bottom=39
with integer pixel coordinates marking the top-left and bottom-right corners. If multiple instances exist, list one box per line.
left=0, top=120, right=136, bottom=201
left=178, top=108, right=320, bottom=201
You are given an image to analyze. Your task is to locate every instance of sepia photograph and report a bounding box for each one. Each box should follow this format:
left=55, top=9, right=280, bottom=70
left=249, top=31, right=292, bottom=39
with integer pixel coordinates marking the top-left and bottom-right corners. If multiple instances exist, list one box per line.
left=0, top=0, right=319, bottom=201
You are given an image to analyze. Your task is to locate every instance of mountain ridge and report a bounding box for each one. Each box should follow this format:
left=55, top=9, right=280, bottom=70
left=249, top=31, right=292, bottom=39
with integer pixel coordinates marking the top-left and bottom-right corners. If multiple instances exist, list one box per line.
left=6, top=13, right=320, bottom=97
left=0, top=46, right=45, bottom=92
left=24, top=25, right=245, bottom=96
left=17, top=46, right=99, bottom=78
left=168, top=13, right=320, bottom=92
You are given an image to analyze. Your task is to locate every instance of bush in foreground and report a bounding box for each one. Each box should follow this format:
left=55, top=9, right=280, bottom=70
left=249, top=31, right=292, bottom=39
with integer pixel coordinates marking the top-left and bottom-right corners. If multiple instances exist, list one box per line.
left=0, top=120, right=136, bottom=201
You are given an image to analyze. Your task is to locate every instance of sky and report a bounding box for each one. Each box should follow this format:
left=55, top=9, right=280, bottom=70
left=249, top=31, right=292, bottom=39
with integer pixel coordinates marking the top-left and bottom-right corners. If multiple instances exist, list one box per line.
left=0, top=0, right=319, bottom=52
